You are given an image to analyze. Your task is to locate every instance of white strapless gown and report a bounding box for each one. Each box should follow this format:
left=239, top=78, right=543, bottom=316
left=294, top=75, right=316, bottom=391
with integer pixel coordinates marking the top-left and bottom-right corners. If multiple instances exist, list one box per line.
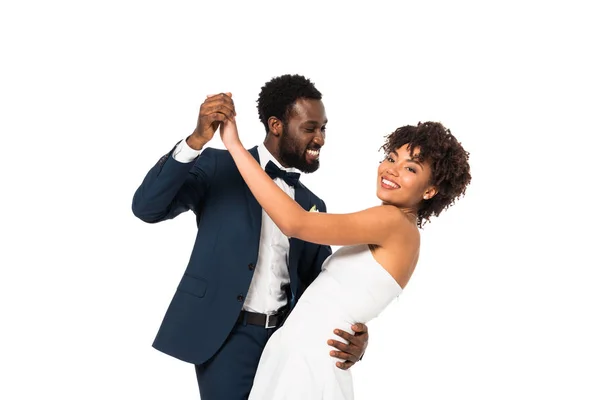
left=248, top=244, right=403, bottom=400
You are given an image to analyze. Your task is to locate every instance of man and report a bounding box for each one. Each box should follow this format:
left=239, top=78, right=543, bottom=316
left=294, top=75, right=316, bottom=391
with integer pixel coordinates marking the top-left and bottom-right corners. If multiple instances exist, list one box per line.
left=132, top=74, right=368, bottom=399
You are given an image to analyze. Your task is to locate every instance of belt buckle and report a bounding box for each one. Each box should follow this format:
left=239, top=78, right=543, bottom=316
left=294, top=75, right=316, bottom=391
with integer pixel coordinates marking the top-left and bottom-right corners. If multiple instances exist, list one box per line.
left=265, top=313, right=277, bottom=329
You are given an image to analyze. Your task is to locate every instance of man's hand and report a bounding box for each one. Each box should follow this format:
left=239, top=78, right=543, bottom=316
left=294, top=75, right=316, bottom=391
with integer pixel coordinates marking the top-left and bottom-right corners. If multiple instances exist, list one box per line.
left=327, top=323, right=369, bottom=370
left=187, top=93, right=236, bottom=150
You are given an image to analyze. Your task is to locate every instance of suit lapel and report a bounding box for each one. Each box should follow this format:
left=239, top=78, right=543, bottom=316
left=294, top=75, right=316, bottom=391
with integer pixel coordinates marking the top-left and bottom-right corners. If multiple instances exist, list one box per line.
left=288, top=183, right=310, bottom=303
left=244, top=147, right=262, bottom=244
left=293, top=182, right=311, bottom=212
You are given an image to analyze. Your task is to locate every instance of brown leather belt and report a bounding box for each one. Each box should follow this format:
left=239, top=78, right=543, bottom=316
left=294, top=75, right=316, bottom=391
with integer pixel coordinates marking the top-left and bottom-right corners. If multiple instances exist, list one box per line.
left=238, top=308, right=288, bottom=329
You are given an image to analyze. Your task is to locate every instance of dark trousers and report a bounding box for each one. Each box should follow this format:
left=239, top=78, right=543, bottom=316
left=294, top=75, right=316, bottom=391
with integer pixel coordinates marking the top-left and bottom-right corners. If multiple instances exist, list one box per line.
left=194, top=316, right=278, bottom=400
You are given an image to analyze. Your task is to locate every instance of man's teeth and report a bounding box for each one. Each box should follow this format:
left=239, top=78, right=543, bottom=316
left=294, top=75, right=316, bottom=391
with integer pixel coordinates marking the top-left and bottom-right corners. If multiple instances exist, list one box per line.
left=382, top=178, right=399, bottom=188
left=307, top=149, right=320, bottom=157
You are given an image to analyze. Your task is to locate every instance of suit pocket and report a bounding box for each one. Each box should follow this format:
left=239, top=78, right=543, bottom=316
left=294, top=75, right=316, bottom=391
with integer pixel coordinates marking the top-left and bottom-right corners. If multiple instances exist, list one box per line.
left=177, top=274, right=208, bottom=298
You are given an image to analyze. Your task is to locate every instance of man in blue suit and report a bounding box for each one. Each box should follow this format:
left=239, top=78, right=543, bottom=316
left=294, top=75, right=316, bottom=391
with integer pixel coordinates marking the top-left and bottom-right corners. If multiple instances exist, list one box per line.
left=132, top=75, right=368, bottom=399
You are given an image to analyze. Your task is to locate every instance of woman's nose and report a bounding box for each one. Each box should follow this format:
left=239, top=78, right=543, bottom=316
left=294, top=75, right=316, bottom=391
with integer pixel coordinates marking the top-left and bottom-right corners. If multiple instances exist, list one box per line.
left=386, top=167, right=399, bottom=176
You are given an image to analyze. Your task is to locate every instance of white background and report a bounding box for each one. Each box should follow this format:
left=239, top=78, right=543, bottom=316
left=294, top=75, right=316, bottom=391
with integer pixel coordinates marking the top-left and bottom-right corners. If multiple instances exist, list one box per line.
left=1, top=0, right=599, bottom=399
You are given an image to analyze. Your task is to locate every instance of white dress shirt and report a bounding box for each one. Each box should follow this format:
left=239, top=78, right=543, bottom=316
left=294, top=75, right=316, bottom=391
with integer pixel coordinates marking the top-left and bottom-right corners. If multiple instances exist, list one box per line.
left=172, top=138, right=299, bottom=315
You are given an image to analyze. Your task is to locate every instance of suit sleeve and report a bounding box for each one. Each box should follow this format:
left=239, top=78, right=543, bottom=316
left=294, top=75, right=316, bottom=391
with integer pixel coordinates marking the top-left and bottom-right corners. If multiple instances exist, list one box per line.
left=131, top=143, right=216, bottom=223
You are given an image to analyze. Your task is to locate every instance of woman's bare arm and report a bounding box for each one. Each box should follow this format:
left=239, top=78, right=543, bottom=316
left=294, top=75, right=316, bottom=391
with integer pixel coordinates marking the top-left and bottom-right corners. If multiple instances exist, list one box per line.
left=222, top=119, right=404, bottom=246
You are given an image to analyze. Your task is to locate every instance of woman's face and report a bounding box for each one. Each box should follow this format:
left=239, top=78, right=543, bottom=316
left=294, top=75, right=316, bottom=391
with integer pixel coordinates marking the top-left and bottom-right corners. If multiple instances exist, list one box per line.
left=376, top=144, right=437, bottom=209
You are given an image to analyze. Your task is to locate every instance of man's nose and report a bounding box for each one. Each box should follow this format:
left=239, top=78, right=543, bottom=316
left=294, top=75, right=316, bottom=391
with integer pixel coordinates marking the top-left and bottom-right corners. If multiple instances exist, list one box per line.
left=313, top=129, right=325, bottom=146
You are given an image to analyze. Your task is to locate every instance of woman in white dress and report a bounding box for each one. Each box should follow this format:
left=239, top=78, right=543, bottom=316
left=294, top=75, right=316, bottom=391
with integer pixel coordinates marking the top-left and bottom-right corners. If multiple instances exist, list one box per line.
left=220, top=116, right=471, bottom=399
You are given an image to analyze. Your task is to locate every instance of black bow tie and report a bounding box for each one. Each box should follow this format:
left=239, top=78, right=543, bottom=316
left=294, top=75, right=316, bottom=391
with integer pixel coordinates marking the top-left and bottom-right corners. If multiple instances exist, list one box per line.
left=265, top=160, right=300, bottom=187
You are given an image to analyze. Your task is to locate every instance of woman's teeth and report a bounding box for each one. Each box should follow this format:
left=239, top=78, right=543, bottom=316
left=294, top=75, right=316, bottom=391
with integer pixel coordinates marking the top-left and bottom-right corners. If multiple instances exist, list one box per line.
left=382, top=178, right=399, bottom=188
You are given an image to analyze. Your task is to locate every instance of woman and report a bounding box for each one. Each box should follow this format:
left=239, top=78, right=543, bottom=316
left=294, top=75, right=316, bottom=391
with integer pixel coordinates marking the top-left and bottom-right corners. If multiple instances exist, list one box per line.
left=220, top=116, right=471, bottom=399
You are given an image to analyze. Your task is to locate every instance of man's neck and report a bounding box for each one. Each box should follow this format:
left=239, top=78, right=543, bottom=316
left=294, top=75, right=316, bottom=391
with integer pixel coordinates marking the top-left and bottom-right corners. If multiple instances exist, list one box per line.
left=263, top=138, right=287, bottom=167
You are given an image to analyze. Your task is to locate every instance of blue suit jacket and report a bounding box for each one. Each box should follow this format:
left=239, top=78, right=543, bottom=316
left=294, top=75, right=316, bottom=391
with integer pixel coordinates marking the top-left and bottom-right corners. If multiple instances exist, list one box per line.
left=132, top=144, right=332, bottom=365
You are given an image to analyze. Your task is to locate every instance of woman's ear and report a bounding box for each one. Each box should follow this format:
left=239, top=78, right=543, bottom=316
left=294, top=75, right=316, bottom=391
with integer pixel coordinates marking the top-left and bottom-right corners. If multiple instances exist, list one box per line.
left=423, top=186, right=438, bottom=200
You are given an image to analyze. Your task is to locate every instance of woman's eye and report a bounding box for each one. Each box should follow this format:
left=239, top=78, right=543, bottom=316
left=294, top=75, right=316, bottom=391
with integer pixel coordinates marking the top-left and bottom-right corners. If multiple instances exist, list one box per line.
left=387, top=156, right=394, bottom=162
left=406, top=167, right=416, bottom=173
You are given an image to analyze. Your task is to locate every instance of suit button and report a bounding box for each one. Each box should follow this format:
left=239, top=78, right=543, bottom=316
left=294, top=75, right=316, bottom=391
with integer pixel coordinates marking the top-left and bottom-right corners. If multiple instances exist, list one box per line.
left=237, top=295, right=244, bottom=302
left=248, top=263, right=255, bottom=270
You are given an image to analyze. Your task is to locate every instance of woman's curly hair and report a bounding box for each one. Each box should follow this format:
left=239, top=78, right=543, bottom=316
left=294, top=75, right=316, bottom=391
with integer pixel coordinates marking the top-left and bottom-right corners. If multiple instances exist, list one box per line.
left=381, top=122, right=471, bottom=228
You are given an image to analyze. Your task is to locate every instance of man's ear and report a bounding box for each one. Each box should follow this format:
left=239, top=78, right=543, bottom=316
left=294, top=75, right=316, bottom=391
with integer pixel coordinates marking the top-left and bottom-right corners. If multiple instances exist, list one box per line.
left=268, top=117, right=283, bottom=137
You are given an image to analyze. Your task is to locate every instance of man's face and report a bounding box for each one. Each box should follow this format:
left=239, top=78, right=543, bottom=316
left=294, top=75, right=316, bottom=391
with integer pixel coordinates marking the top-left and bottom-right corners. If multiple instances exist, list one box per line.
left=278, top=98, right=327, bottom=173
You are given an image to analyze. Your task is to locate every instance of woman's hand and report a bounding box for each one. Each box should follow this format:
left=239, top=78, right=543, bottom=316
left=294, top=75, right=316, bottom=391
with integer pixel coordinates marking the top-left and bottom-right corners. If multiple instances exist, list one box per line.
left=220, top=111, right=242, bottom=150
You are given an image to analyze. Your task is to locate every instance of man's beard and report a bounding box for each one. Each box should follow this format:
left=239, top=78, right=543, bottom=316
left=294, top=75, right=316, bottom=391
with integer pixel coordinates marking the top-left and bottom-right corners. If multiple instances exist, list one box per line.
left=278, top=125, right=320, bottom=174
